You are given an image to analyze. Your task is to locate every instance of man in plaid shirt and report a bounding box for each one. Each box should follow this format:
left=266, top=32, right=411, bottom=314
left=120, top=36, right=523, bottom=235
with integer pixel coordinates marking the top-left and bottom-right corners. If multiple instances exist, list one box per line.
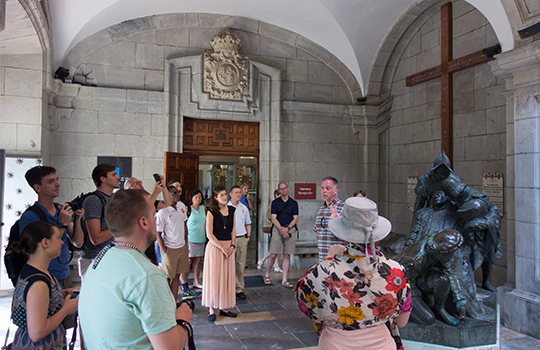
left=313, top=176, right=346, bottom=260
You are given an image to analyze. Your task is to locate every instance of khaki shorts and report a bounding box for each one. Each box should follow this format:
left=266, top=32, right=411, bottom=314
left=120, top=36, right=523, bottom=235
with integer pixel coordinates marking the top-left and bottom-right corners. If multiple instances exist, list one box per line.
left=160, top=244, right=189, bottom=279
left=269, top=226, right=296, bottom=256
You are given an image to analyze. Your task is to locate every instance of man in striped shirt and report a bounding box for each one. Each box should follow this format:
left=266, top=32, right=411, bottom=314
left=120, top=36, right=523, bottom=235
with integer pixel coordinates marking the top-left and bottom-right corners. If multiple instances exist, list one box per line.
left=313, top=177, right=346, bottom=260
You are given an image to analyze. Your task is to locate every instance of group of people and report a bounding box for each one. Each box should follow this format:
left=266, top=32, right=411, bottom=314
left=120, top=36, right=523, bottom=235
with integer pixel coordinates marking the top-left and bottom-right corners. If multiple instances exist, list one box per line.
left=10, top=164, right=411, bottom=350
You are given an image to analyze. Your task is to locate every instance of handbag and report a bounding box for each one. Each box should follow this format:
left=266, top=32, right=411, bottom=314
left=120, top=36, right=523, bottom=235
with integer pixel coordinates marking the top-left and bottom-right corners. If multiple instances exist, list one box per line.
left=262, top=218, right=272, bottom=234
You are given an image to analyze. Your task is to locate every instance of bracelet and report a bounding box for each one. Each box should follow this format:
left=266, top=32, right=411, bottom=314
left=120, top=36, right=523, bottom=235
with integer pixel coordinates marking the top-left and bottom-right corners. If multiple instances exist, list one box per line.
left=176, top=319, right=193, bottom=337
left=231, top=244, right=236, bottom=248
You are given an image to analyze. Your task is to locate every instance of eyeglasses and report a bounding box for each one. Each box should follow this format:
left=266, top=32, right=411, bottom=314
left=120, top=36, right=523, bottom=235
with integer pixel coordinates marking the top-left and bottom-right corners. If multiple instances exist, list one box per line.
left=128, top=181, right=142, bottom=189
left=279, top=187, right=288, bottom=190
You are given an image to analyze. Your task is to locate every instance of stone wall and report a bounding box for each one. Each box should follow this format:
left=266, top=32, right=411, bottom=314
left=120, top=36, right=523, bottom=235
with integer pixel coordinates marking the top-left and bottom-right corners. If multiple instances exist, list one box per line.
left=382, top=0, right=508, bottom=286
left=0, top=53, right=51, bottom=161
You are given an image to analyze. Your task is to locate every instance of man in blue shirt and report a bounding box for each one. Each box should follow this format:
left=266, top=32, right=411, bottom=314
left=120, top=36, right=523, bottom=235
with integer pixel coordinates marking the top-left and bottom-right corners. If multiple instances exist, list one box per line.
left=264, top=182, right=298, bottom=288
left=240, top=183, right=255, bottom=211
left=20, top=166, right=85, bottom=288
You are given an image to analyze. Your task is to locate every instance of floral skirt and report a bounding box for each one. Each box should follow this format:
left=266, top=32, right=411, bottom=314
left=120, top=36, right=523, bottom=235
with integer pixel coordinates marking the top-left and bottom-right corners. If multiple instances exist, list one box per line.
left=12, top=325, right=66, bottom=350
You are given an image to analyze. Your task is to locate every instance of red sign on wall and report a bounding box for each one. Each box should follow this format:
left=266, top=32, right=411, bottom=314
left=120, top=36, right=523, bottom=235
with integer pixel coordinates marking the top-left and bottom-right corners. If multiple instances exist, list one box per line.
left=294, top=183, right=317, bottom=200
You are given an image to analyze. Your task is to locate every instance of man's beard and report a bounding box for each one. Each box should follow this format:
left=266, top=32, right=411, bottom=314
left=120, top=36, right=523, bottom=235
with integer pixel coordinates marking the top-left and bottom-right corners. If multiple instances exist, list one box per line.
left=145, top=230, right=157, bottom=250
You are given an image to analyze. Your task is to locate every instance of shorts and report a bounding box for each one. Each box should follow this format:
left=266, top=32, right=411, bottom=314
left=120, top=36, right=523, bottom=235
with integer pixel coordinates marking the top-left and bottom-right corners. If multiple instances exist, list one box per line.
left=160, top=244, right=189, bottom=279
left=269, top=226, right=296, bottom=256
left=188, top=242, right=205, bottom=258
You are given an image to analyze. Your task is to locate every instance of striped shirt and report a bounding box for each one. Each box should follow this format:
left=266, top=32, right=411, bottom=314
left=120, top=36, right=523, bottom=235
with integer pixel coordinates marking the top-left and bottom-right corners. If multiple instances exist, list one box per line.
left=313, top=197, right=346, bottom=260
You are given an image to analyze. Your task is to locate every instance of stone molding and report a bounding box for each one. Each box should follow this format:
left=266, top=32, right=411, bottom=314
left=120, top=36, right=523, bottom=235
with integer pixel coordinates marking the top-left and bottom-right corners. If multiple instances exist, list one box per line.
left=491, top=39, right=540, bottom=89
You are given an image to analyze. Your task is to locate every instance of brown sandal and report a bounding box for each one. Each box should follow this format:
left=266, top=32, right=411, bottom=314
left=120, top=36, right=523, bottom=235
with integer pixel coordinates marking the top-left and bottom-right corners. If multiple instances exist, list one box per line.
left=281, top=281, right=294, bottom=288
left=263, top=277, right=272, bottom=285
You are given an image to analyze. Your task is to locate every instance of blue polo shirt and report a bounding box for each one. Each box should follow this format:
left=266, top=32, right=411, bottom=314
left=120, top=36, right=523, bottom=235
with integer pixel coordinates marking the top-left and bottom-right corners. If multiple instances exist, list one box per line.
left=19, top=202, right=72, bottom=281
left=271, top=197, right=299, bottom=227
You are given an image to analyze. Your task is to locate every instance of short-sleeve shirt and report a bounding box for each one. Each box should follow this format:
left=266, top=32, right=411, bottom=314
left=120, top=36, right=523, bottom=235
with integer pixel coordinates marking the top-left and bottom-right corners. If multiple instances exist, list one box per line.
left=314, top=197, right=346, bottom=260
left=79, top=248, right=177, bottom=350
left=19, top=202, right=72, bottom=280
left=82, top=191, right=112, bottom=259
left=156, top=203, right=188, bottom=249
left=271, top=197, right=299, bottom=227
left=228, top=201, right=251, bottom=237
left=240, top=195, right=250, bottom=211
left=211, top=206, right=236, bottom=241
left=294, top=245, right=411, bottom=331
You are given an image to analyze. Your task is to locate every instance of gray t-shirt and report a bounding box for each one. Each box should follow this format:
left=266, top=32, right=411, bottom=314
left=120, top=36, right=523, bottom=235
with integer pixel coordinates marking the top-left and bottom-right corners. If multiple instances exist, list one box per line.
left=82, top=191, right=113, bottom=259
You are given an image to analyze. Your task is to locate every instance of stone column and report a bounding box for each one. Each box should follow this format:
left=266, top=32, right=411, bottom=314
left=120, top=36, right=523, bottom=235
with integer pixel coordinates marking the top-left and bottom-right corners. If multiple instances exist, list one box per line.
left=491, top=40, right=540, bottom=340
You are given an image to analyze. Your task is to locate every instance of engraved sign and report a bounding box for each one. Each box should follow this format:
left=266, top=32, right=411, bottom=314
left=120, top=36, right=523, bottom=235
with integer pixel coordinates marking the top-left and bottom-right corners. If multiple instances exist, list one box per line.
left=407, top=175, right=419, bottom=212
left=203, top=28, right=249, bottom=100
left=295, top=183, right=317, bottom=200
left=483, top=173, right=504, bottom=217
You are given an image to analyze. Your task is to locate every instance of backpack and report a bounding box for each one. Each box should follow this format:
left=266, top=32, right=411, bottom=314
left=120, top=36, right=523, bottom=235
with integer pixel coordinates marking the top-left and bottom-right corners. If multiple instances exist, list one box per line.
left=5, top=205, right=47, bottom=287
left=69, top=191, right=106, bottom=249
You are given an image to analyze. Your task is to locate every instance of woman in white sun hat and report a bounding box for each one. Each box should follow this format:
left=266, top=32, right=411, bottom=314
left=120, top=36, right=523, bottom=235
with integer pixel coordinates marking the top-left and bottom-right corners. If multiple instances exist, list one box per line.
left=294, top=197, right=412, bottom=350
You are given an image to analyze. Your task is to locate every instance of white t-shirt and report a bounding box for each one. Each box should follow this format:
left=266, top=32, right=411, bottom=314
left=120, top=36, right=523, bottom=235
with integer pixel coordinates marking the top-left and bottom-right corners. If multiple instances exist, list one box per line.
left=156, top=202, right=188, bottom=249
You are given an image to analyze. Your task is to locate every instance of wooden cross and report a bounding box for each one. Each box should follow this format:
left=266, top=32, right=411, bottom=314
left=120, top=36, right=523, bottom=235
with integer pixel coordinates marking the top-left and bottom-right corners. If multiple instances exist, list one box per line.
left=405, top=2, right=500, bottom=165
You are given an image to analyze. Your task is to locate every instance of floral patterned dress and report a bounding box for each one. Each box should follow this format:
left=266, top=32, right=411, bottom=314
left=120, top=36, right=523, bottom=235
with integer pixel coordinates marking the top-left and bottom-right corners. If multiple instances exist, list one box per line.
left=294, top=245, right=411, bottom=349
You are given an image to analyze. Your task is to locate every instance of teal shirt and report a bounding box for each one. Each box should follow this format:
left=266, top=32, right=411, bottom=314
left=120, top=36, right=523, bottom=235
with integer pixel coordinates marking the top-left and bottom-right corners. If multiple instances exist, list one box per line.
left=79, top=248, right=176, bottom=350
left=187, top=205, right=207, bottom=243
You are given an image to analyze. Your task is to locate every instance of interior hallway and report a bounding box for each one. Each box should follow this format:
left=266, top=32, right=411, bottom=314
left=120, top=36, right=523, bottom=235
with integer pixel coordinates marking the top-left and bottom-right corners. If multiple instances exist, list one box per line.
left=0, top=265, right=538, bottom=349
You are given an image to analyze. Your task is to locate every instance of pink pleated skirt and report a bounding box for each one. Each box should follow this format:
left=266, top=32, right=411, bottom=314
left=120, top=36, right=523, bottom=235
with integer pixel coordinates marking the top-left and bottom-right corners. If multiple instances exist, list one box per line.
left=201, top=240, right=236, bottom=310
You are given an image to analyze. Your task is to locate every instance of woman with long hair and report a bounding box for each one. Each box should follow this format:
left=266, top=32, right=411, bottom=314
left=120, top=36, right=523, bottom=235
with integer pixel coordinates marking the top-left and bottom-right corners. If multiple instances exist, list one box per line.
left=10, top=221, right=79, bottom=349
left=187, top=189, right=206, bottom=289
left=202, top=186, right=237, bottom=323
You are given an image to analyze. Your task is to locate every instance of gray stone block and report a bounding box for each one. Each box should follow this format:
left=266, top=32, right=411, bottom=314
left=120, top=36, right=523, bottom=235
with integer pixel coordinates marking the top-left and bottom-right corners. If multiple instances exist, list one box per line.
left=0, top=67, right=4, bottom=95
left=486, top=106, right=506, bottom=134
left=307, top=61, right=344, bottom=86
left=151, top=115, right=168, bottom=136
left=294, top=83, right=332, bottom=104
left=453, top=9, right=487, bottom=39
left=86, top=65, right=145, bottom=90
left=154, top=13, right=198, bottom=29
left=296, top=49, right=318, bottom=61
left=52, top=155, right=97, bottom=180
left=465, top=135, right=501, bottom=161
left=421, top=28, right=440, bottom=51
left=114, top=135, right=165, bottom=158
left=198, top=14, right=259, bottom=34
left=485, top=84, right=506, bottom=108
left=295, top=162, right=325, bottom=183
left=0, top=123, right=17, bottom=151
left=93, top=88, right=127, bottom=111
left=0, top=95, right=41, bottom=124
left=292, top=122, right=332, bottom=143
left=281, top=81, right=295, bottom=101
left=404, top=32, right=421, bottom=58
left=394, top=56, right=417, bottom=81
left=0, top=53, right=43, bottom=70
left=296, top=36, right=333, bottom=64
left=55, top=110, right=98, bottom=133
left=281, top=142, right=314, bottom=162
left=426, top=79, right=440, bottom=102
left=54, top=133, right=115, bottom=156
left=86, top=41, right=136, bottom=68
left=136, top=44, right=164, bottom=70
left=260, top=36, right=295, bottom=59
left=120, top=31, right=156, bottom=44
left=4, top=68, right=42, bottom=98
left=474, top=63, right=497, bottom=90
left=65, top=30, right=113, bottom=68
left=98, top=111, right=135, bottom=134
left=416, top=46, right=440, bottom=72
left=188, top=27, right=216, bottom=50
left=411, top=120, right=433, bottom=142
left=454, top=92, right=475, bottom=115
left=453, top=69, right=474, bottom=94
left=144, top=70, right=164, bottom=91
left=332, top=86, right=352, bottom=105
left=392, top=91, right=414, bottom=110
left=259, top=22, right=298, bottom=46
left=107, top=17, right=155, bottom=41
left=134, top=113, right=151, bottom=136
left=515, top=255, right=540, bottom=293
left=453, top=27, right=486, bottom=59
left=286, top=59, right=307, bottom=83
left=156, top=27, right=189, bottom=47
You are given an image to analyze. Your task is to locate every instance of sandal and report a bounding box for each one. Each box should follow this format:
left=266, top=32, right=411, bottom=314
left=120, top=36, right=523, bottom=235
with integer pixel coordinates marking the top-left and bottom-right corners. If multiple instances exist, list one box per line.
left=273, top=266, right=283, bottom=273
left=281, top=281, right=294, bottom=288
left=263, top=277, right=272, bottom=285
left=257, top=260, right=264, bottom=272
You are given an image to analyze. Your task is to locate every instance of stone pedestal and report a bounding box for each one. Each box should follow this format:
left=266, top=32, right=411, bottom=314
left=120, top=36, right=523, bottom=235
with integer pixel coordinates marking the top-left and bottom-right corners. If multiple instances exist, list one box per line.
left=400, top=290, right=499, bottom=349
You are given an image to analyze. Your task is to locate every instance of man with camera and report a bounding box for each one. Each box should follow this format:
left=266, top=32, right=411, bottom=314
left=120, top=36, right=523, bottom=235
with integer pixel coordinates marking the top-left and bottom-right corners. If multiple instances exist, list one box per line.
left=79, top=189, right=193, bottom=349
left=20, top=166, right=85, bottom=287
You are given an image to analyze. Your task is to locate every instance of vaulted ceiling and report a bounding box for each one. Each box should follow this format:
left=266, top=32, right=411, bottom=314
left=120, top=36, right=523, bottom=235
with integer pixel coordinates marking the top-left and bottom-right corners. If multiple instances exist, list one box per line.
left=1, top=0, right=515, bottom=94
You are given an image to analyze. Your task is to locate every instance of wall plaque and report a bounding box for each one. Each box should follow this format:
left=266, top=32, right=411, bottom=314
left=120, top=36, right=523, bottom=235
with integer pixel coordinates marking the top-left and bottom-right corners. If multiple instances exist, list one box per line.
left=407, top=175, right=419, bottom=212
left=483, top=173, right=504, bottom=217
left=294, top=183, right=317, bottom=200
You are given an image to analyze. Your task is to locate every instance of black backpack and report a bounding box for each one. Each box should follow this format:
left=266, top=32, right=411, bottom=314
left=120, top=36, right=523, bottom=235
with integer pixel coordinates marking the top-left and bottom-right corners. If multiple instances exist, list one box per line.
left=68, top=191, right=106, bottom=248
left=5, top=205, right=47, bottom=287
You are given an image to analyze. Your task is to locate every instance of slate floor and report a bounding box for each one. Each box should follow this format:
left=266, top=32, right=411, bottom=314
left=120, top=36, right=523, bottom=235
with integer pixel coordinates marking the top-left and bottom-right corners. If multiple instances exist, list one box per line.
left=0, top=266, right=538, bottom=350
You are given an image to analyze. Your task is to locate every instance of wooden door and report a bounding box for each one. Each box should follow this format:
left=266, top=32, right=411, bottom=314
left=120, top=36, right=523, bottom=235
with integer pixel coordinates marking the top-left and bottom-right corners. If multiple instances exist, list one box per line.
left=164, top=152, right=199, bottom=205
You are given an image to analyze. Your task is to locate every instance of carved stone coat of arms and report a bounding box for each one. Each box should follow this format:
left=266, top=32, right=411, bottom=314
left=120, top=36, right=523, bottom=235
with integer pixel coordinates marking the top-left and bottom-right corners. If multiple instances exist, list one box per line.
left=203, top=28, right=249, bottom=100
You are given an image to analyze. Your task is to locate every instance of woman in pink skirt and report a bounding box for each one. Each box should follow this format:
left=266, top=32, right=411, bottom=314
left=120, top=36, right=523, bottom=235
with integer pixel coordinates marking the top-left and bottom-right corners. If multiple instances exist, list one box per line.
left=202, top=185, right=237, bottom=323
